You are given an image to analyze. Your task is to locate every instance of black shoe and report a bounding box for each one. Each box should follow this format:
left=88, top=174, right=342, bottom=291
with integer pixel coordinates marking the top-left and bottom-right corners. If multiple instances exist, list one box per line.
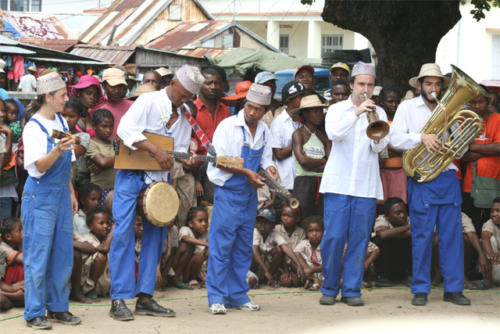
left=443, top=292, right=471, bottom=306
left=319, top=294, right=336, bottom=305
left=47, top=311, right=81, bottom=325
left=26, top=316, right=52, bottom=329
left=411, top=293, right=428, bottom=306
left=135, top=299, right=176, bottom=317
left=340, top=297, right=364, bottom=307
left=110, top=299, right=134, bottom=321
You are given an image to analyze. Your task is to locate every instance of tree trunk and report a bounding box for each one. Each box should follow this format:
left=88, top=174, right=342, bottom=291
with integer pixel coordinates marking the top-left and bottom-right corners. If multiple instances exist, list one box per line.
left=322, top=0, right=461, bottom=91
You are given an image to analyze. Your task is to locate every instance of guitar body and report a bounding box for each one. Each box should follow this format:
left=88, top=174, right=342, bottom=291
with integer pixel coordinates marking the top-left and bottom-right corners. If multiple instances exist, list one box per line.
left=114, top=132, right=174, bottom=170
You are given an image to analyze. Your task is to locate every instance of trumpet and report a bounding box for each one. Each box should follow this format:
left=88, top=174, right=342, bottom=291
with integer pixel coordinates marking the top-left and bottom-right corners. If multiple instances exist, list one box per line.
left=51, top=129, right=82, bottom=145
left=362, top=92, right=390, bottom=141
left=258, top=169, right=299, bottom=209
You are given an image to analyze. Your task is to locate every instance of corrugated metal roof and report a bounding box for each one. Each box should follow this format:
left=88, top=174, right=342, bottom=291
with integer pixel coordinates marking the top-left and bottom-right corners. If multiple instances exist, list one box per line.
left=1, top=11, right=68, bottom=39
left=0, top=34, right=19, bottom=45
left=18, top=39, right=79, bottom=52
left=27, top=57, right=112, bottom=65
left=178, top=47, right=230, bottom=58
left=69, top=44, right=135, bottom=66
left=0, top=45, right=36, bottom=54
left=79, top=0, right=213, bottom=47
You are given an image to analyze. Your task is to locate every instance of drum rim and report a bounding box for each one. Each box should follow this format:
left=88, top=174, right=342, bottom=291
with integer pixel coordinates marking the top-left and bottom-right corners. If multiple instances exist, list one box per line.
left=142, top=181, right=179, bottom=226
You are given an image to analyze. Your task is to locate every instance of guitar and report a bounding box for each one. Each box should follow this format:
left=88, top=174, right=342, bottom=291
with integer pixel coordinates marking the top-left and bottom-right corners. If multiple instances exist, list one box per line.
left=113, top=132, right=243, bottom=170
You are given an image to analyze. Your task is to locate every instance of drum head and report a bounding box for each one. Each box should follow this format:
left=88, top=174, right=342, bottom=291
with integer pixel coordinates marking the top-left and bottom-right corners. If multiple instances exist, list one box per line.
left=143, top=182, right=179, bottom=226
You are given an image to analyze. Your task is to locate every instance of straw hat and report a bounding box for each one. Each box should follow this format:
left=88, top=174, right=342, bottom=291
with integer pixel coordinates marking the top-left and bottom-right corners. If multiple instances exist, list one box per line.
left=37, top=71, right=66, bottom=95
left=409, top=63, right=450, bottom=88
left=131, top=84, right=156, bottom=98
left=27, top=66, right=37, bottom=73
left=289, top=94, right=327, bottom=115
left=102, top=67, right=127, bottom=86
left=155, top=67, right=173, bottom=77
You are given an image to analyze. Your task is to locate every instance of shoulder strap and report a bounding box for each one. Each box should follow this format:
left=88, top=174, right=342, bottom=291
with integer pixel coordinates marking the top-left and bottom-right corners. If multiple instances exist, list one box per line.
left=56, top=113, right=68, bottom=132
left=29, top=118, right=50, bottom=137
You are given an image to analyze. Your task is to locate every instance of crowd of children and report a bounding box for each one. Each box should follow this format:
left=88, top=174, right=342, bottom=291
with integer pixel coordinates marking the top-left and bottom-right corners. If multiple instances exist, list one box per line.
left=0, top=63, right=499, bottom=324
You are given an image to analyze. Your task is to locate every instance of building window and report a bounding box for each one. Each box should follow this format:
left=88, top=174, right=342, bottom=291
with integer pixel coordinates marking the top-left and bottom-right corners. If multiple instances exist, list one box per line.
left=31, top=0, right=41, bottom=11
left=0, top=0, right=40, bottom=11
left=169, top=4, right=182, bottom=21
left=321, top=34, right=343, bottom=58
left=279, top=34, right=289, bottom=54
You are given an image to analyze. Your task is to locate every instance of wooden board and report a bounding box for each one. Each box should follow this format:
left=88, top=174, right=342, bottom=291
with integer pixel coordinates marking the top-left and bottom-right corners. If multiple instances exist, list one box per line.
left=114, top=132, right=174, bottom=170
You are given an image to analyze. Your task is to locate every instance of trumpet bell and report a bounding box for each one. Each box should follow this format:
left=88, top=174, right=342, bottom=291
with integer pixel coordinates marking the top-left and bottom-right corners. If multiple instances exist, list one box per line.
left=367, top=120, right=390, bottom=141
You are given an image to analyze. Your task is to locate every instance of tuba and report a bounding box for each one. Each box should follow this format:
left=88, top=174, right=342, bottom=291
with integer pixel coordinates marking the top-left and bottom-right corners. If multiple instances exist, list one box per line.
left=402, top=65, right=487, bottom=183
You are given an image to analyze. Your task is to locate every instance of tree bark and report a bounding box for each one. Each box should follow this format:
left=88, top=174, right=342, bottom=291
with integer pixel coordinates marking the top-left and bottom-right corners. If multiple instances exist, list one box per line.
left=321, top=0, right=461, bottom=91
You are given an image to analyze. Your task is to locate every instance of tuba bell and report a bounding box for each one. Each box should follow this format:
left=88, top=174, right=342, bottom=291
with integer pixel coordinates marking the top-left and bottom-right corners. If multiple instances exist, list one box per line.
left=402, top=65, right=487, bottom=183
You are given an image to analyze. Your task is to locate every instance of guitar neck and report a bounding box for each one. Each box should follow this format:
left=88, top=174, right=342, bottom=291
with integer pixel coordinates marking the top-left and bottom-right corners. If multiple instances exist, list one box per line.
left=167, top=151, right=215, bottom=163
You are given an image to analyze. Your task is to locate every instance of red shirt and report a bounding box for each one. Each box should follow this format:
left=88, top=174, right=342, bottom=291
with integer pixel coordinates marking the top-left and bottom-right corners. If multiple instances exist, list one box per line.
left=192, top=98, right=230, bottom=155
left=463, top=112, right=500, bottom=193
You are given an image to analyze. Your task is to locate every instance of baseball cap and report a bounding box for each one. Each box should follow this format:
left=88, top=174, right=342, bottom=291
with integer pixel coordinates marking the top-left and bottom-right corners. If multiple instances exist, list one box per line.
left=329, top=62, right=350, bottom=74
left=281, top=80, right=306, bottom=104
left=102, top=68, right=127, bottom=86
left=255, top=71, right=277, bottom=84
left=257, top=208, right=276, bottom=223
left=294, top=65, right=314, bottom=79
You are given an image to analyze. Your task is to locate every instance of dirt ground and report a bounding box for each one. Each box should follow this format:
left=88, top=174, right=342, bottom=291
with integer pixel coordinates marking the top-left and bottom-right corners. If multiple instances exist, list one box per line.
left=1, top=287, right=499, bottom=334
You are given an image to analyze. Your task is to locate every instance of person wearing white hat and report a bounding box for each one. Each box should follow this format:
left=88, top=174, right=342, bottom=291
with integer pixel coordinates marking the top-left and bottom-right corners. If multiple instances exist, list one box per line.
left=390, top=63, right=470, bottom=307
left=206, top=83, right=279, bottom=314
left=155, top=67, right=174, bottom=89
left=18, top=66, right=37, bottom=93
left=108, top=64, right=204, bottom=321
left=319, top=61, right=389, bottom=307
left=21, top=71, right=81, bottom=329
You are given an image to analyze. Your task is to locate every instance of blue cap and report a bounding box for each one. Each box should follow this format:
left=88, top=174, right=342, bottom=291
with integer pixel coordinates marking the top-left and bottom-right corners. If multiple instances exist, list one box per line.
left=256, top=208, right=276, bottom=223
left=254, top=71, right=277, bottom=84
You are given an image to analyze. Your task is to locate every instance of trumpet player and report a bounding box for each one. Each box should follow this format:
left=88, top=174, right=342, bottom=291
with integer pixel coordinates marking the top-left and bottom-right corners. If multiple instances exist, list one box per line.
left=319, top=61, right=389, bottom=307
left=391, top=63, right=470, bottom=306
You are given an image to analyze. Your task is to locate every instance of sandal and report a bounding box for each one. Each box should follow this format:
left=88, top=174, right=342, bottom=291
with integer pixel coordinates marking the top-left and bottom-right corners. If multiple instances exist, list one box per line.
left=175, top=282, right=194, bottom=290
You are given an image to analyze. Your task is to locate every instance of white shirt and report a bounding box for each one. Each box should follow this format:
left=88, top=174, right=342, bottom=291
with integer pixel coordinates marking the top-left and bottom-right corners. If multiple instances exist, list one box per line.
left=269, top=109, right=302, bottom=190
left=23, top=113, right=76, bottom=179
left=18, top=73, right=36, bottom=93
left=207, top=109, right=275, bottom=187
left=117, top=89, right=191, bottom=183
left=319, top=96, right=389, bottom=199
left=390, top=96, right=457, bottom=171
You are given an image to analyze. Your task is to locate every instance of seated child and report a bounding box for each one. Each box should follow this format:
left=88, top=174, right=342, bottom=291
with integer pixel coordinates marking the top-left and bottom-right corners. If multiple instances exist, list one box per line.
left=4, top=99, right=21, bottom=144
left=251, top=208, right=304, bottom=287
left=71, top=207, right=112, bottom=302
left=274, top=204, right=305, bottom=252
left=0, top=218, right=24, bottom=309
left=74, top=183, right=102, bottom=237
left=462, top=212, right=490, bottom=282
left=294, top=216, right=323, bottom=290
left=481, top=197, right=500, bottom=286
left=373, top=197, right=411, bottom=283
left=172, top=207, right=209, bottom=288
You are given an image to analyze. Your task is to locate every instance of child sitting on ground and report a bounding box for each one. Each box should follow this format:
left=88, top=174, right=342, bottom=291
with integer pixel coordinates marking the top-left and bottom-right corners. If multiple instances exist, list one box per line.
left=85, top=109, right=116, bottom=205
left=481, top=197, right=500, bottom=286
left=252, top=208, right=304, bottom=287
left=71, top=207, right=112, bottom=302
left=172, top=207, right=209, bottom=289
left=0, top=217, right=24, bottom=309
left=73, top=183, right=102, bottom=237
left=274, top=204, right=305, bottom=252
left=294, top=216, right=324, bottom=290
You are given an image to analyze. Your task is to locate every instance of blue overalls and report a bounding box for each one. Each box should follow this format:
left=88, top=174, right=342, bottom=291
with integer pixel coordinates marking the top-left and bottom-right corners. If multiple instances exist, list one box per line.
left=21, top=114, right=73, bottom=321
left=109, top=170, right=168, bottom=299
left=408, top=170, right=464, bottom=294
left=206, top=127, right=263, bottom=307
left=321, top=194, right=376, bottom=298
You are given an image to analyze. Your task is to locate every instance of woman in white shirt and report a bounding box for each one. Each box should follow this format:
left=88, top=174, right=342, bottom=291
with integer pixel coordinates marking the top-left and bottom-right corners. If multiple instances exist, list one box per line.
left=21, top=72, right=80, bottom=329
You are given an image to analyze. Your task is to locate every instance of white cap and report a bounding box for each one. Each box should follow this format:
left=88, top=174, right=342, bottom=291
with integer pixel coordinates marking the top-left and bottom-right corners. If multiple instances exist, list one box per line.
left=37, top=71, right=66, bottom=95
left=246, top=83, right=272, bottom=106
left=175, top=65, right=204, bottom=95
left=351, top=61, right=376, bottom=78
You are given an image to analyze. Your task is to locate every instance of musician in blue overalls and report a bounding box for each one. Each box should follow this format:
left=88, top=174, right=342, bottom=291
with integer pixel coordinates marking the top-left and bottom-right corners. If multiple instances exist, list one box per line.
left=21, top=72, right=80, bottom=329
left=108, top=65, right=204, bottom=321
left=206, top=83, right=278, bottom=314
left=391, top=63, right=470, bottom=306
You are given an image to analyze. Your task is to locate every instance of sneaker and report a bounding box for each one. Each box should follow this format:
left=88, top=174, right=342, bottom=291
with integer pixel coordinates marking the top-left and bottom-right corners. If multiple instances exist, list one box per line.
left=135, top=299, right=176, bottom=317
left=411, top=293, right=428, bottom=306
left=110, top=299, right=134, bottom=321
left=209, top=303, right=227, bottom=315
left=443, top=292, right=471, bottom=306
left=340, top=297, right=364, bottom=307
left=26, top=316, right=52, bottom=329
left=47, top=311, right=81, bottom=325
left=237, top=301, right=261, bottom=311
left=319, top=294, right=336, bottom=305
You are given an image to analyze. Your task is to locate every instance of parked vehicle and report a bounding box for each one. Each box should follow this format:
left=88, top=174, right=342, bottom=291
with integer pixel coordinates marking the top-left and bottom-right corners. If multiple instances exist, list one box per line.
left=274, top=68, right=331, bottom=100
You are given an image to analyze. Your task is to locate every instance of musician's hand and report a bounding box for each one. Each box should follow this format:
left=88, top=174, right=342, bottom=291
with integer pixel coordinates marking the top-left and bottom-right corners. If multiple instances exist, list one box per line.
left=55, top=136, right=75, bottom=153
left=421, top=134, right=441, bottom=153
left=246, top=170, right=265, bottom=189
left=153, top=146, right=173, bottom=170
left=355, top=99, right=376, bottom=116
left=195, top=180, right=204, bottom=197
left=265, top=166, right=278, bottom=180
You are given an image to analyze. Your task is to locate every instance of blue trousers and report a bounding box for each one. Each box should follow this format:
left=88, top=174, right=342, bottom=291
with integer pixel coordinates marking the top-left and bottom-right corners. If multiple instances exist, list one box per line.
left=21, top=187, right=73, bottom=321
left=109, top=170, right=167, bottom=299
left=206, top=185, right=257, bottom=307
left=321, top=193, right=376, bottom=298
left=408, top=171, right=464, bottom=294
